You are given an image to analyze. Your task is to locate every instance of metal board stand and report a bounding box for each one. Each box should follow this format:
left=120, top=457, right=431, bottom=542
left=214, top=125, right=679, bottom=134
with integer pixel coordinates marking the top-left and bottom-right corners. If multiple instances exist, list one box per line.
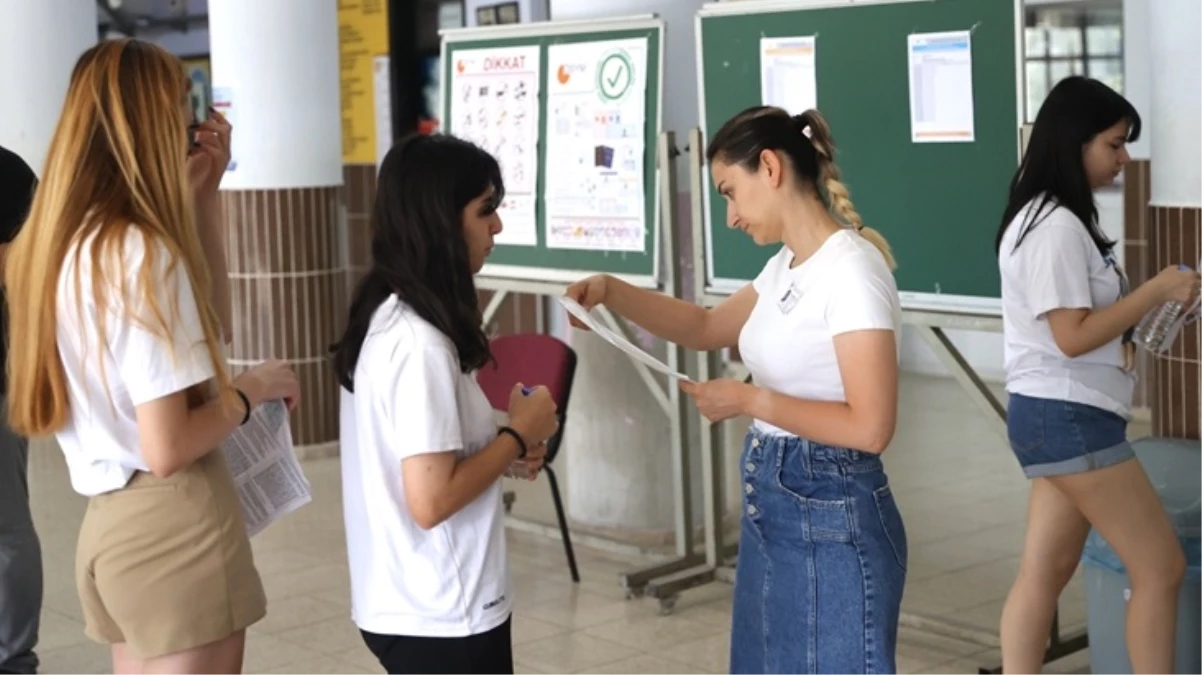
left=615, top=132, right=710, bottom=608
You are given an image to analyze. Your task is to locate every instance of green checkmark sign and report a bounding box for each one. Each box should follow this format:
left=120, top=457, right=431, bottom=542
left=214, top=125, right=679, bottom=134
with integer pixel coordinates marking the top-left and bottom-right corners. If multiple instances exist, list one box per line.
left=597, top=51, right=634, bottom=102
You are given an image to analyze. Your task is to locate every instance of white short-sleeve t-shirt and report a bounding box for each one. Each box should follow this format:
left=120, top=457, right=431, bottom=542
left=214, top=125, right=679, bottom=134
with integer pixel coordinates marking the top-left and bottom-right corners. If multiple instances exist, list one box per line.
left=998, top=199, right=1134, bottom=417
left=339, top=294, right=511, bottom=638
left=738, top=230, right=901, bottom=435
left=55, top=228, right=217, bottom=497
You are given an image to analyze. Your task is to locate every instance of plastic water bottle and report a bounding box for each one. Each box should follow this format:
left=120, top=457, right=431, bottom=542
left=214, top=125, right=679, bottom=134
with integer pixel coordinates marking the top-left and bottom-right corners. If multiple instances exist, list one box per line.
left=1134, top=264, right=1195, bottom=354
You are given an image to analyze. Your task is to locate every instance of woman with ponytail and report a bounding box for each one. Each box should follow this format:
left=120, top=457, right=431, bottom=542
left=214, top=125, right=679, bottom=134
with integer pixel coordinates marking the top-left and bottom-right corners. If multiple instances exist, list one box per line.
left=566, top=106, right=906, bottom=673
left=331, top=133, right=559, bottom=674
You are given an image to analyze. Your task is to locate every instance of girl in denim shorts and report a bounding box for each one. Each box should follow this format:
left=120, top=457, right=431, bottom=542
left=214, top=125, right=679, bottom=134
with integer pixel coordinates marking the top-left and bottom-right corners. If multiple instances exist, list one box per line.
left=567, top=105, right=907, bottom=673
left=996, top=76, right=1200, bottom=674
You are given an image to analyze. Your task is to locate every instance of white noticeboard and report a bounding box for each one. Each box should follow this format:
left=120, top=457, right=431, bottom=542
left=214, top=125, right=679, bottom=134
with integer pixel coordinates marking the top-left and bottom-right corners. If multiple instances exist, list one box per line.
left=907, top=30, right=976, bottom=143
left=759, top=36, right=817, bottom=115
left=448, top=45, right=541, bottom=247
left=543, top=37, right=649, bottom=253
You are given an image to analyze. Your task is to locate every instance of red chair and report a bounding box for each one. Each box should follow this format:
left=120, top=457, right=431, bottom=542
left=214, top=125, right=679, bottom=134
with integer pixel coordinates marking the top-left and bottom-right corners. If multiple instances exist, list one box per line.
left=476, top=333, right=580, bottom=583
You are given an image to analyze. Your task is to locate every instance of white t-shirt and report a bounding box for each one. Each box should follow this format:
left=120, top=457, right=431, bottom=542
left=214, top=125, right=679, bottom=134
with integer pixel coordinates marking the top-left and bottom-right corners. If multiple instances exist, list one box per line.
left=340, top=295, right=511, bottom=638
left=998, top=199, right=1134, bottom=417
left=738, top=230, right=901, bottom=435
left=55, top=229, right=217, bottom=497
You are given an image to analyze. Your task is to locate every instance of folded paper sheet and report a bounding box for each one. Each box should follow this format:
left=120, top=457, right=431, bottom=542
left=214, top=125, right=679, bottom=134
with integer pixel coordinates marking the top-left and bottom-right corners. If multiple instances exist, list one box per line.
left=557, top=296, right=692, bottom=382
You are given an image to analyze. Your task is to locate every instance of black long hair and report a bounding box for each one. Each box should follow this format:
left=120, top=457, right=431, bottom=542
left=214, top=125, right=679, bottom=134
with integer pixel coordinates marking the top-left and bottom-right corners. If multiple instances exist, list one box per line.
left=996, top=76, right=1140, bottom=255
left=332, top=133, right=503, bottom=391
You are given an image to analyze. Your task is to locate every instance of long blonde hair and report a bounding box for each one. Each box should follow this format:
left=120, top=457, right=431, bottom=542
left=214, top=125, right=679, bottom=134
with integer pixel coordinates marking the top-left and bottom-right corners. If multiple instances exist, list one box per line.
left=707, top=106, right=897, bottom=270
left=5, top=38, right=230, bottom=436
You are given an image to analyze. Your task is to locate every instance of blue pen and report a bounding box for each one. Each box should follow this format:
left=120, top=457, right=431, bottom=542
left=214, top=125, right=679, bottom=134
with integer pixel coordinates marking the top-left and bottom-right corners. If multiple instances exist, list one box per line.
left=521, top=386, right=536, bottom=396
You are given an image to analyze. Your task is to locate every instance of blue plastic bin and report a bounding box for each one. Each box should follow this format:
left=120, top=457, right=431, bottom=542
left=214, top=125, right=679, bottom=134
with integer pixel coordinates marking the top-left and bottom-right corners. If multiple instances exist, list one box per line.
left=1080, top=437, right=1201, bottom=674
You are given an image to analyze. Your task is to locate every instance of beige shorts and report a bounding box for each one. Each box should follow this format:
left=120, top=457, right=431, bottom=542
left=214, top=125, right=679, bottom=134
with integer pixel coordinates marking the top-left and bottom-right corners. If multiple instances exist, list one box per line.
left=75, top=450, right=267, bottom=659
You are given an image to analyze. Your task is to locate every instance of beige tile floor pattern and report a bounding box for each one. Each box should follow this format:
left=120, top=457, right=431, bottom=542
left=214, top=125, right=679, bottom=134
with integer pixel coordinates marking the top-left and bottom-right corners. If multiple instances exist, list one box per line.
left=26, top=375, right=1109, bottom=673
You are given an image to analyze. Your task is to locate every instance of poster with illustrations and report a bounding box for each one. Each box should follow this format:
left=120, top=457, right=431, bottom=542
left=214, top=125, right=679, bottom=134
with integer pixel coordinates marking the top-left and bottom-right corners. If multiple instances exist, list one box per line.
left=543, top=38, right=648, bottom=252
left=448, top=45, right=540, bottom=247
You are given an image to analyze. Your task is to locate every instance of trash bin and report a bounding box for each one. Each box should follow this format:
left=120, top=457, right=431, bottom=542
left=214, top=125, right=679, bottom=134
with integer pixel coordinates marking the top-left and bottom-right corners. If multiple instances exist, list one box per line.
left=1081, top=437, right=1201, bottom=675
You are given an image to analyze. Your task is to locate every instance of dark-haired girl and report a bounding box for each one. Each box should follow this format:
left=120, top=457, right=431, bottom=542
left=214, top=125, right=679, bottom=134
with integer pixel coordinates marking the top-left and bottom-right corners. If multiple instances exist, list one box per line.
left=567, top=106, right=907, bottom=673
left=996, top=76, right=1198, bottom=674
left=332, top=133, right=559, bottom=675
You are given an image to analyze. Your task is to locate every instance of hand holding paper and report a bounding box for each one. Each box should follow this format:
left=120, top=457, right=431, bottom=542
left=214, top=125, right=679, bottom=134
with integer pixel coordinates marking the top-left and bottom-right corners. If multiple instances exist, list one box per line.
left=679, top=378, right=755, bottom=423
left=562, top=274, right=609, bottom=332
left=557, top=294, right=692, bottom=382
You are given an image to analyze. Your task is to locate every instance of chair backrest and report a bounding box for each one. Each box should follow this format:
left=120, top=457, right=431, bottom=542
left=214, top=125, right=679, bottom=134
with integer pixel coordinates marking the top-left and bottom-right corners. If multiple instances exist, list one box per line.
left=476, top=333, right=577, bottom=464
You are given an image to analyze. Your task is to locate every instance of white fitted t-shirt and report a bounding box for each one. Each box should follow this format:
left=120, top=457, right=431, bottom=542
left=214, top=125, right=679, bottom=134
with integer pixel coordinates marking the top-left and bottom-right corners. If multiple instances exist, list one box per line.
left=339, top=295, right=511, bottom=638
left=55, top=228, right=217, bottom=497
left=998, top=199, right=1134, bottom=417
left=738, top=230, right=901, bottom=435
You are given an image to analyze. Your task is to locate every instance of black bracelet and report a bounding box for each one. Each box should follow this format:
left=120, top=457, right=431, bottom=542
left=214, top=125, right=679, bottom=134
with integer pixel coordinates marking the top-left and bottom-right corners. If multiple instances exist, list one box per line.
left=234, top=388, right=252, bottom=426
left=497, top=426, right=528, bottom=459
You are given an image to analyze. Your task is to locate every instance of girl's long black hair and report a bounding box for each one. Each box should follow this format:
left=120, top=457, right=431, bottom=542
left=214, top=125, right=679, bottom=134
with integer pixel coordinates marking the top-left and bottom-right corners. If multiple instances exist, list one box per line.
left=332, top=133, right=503, bottom=391
left=996, top=76, right=1141, bottom=255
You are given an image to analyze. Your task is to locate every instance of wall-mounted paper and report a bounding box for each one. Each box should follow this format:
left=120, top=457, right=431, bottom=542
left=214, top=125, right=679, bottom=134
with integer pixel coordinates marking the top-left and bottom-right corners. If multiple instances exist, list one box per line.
left=907, top=31, right=975, bottom=143
left=544, top=38, right=649, bottom=252
left=760, top=36, right=817, bottom=115
left=449, top=45, right=541, bottom=246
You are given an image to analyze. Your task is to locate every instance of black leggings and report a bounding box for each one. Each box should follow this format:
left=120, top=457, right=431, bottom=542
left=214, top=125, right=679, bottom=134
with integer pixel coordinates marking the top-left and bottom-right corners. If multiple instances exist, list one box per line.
left=360, top=616, right=514, bottom=675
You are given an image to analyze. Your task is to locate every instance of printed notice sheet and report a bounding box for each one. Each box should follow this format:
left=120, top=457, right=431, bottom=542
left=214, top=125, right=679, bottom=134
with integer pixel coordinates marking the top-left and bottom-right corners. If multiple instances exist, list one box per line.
left=760, top=36, right=817, bottom=115
left=558, top=296, right=691, bottom=381
left=907, top=31, right=975, bottom=143
left=220, top=400, right=312, bottom=537
left=449, top=46, right=541, bottom=246
left=544, top=38, right=649, bottom=252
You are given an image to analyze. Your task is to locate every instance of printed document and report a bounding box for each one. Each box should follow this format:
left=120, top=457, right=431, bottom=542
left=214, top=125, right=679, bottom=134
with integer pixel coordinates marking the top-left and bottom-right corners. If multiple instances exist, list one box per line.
left=220, top=400, right=312, bottom=537
left=558, top=296, right=692, bottom=382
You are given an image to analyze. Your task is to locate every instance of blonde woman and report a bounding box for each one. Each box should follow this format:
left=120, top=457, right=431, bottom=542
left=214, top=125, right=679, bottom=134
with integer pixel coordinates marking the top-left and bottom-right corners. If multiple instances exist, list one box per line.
left=5, top=39, right=299, bottom=674
left=567, top=106, right=906, bottom=673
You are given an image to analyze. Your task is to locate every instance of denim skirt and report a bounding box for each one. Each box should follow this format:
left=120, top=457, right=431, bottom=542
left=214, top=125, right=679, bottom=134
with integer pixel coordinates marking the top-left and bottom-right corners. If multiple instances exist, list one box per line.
left=730, top=428, right=907, bottom=674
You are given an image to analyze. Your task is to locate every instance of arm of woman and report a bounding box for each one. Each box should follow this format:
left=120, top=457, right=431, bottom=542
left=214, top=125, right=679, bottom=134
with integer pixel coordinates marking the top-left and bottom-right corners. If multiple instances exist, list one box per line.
left=189, top=109, right=235, bottom=343
left=122, top=236, right=296, bottom=477
left=1020, top=220, right=1197, bottom=357
left=391, top=348, right=556, bottom=530
left=681, top=258, right=899, bottom=454
left=194, top=199, right=233, bottom=343
left=402, top=436, right=528, bottom=530
left=740, top=330, right=898, bottom=453
left=569, top=274, right=758, bottom=352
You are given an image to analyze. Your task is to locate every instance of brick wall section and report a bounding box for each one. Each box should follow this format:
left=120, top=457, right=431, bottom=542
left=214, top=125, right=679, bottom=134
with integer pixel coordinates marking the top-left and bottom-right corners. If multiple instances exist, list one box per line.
left=1148, top=204, right=1201, bottom=439
left=222, top=186, right=346, bottom=450
left=1123, top=161, right=1154, bottom=412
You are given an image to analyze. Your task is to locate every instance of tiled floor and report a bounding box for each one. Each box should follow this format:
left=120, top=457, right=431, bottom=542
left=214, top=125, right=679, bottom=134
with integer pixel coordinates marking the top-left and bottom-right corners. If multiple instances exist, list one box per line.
left=25, top=375, right=1109, bottom=673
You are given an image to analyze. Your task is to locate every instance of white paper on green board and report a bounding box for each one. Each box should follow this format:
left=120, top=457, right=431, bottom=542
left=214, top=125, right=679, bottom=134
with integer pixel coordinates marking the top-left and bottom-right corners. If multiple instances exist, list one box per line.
left=448, top=45, right=541, bottom=246
left=908, top=30, right=976, bottom=143
left=760, top=36, right=817, bottom=116
left=544, top=38, right=649, bottom=253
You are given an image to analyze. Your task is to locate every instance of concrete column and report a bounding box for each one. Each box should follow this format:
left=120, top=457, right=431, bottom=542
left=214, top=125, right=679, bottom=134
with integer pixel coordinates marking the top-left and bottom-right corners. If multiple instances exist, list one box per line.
left=0, top=1, right=96, bottom=173
left=208, top=0, right=347, bottom=456
left=1146, top=0, right=1201, bottom=439
left=1119, top=0, right=1156, bottom=415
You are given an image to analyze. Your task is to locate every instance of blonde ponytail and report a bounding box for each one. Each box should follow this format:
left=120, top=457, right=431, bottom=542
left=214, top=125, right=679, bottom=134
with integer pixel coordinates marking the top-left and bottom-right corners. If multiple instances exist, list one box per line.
left=797, top=109, right=897, bottom=271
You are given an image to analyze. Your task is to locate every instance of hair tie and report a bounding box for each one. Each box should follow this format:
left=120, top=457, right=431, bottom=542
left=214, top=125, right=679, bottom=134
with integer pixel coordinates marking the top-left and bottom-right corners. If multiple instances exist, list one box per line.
left=791, top=114, right=812, bottom=139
